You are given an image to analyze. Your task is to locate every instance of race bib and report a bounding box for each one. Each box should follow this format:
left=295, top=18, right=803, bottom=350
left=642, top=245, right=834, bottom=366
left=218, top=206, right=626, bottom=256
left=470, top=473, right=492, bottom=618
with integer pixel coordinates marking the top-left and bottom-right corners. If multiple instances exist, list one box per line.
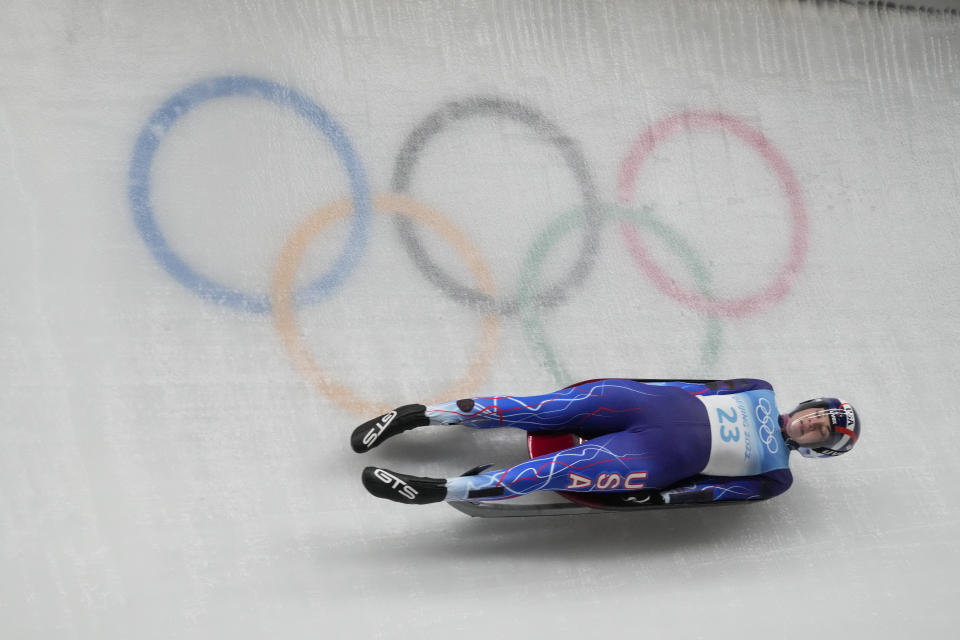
left=697, top=394, right=761, bottom=476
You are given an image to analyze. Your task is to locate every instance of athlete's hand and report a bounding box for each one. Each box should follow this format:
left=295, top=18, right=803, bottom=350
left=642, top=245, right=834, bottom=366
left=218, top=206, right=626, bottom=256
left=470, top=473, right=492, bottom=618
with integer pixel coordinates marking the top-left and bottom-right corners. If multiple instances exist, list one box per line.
left=618, top=490, right=666, bottom=506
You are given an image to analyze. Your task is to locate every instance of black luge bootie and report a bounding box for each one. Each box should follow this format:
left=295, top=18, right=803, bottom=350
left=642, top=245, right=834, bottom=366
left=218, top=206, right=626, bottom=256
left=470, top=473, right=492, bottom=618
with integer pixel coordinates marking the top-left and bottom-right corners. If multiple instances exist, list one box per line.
left=350, top=404, right=429, bottom=453
left=361, top=467, right=447, bottom=504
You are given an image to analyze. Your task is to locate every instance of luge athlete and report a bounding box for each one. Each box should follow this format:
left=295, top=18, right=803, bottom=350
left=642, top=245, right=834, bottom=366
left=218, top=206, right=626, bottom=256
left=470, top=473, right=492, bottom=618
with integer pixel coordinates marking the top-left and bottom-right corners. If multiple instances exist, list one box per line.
left=350, top=379, right=860, bottom=506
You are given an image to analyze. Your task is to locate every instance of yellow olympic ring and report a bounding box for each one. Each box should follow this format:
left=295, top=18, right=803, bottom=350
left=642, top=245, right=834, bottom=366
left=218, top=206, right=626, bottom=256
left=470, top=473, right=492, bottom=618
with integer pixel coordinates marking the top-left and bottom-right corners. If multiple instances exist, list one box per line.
left=272, top=194, right=501, bottom=416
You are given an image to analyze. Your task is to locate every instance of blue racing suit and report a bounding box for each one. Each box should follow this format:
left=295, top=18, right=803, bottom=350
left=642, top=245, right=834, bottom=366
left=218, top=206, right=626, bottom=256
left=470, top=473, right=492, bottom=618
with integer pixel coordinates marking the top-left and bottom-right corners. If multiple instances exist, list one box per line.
left=428, top=379, right=793, bottom=504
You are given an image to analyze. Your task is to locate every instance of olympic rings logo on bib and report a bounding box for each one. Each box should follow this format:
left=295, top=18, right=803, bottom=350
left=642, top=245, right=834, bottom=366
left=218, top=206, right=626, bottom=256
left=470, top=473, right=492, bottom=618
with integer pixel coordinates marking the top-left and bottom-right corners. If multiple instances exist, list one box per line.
left=129, top=75, right=809, bottom=413
left=755, top=397, right=781, bottom=454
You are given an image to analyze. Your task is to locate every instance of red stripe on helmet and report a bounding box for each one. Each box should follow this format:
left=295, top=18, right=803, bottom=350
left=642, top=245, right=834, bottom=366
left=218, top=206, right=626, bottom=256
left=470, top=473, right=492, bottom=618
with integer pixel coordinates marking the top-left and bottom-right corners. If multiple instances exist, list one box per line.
left=835, top=426, right=857, bottom=442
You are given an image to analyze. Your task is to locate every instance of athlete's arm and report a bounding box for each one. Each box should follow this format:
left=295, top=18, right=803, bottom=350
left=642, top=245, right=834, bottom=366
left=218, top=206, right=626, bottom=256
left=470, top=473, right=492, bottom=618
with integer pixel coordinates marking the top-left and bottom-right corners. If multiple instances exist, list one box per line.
left=623, top=378, right=773, bottom=396
left=660, top=469, right=793, bottom=504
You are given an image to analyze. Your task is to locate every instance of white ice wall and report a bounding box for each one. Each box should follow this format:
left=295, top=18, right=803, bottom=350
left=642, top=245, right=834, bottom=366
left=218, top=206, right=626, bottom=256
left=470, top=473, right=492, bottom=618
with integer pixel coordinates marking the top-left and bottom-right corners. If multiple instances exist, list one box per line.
left=2, top=1, right=959, bottom=638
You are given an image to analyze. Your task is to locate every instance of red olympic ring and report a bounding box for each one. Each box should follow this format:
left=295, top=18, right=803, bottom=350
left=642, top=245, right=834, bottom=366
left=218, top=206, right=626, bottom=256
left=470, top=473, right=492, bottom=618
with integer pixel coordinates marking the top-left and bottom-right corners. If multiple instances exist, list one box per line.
left=617, top=111, right=809, bottom=318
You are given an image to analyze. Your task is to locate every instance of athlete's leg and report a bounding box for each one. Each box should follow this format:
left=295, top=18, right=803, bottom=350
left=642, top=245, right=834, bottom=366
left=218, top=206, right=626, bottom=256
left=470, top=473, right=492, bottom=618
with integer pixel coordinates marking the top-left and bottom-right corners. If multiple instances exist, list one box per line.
left=352, top=379, right=705, bottom=453
left=443, top=425, right=711, bottom=502
left=425, top=379, right=693, bottom=436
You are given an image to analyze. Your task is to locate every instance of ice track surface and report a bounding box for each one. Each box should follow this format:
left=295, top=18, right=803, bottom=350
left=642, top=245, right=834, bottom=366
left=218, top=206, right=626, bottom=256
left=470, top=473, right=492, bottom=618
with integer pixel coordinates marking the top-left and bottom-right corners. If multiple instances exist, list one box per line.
left=2, top=1, right=959, bottom=638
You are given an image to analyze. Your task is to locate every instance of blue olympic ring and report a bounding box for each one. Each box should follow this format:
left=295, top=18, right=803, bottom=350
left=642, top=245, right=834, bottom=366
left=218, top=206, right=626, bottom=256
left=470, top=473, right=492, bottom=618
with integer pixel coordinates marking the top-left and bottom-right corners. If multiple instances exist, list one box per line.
left=128, top=75, right=372, bottom=313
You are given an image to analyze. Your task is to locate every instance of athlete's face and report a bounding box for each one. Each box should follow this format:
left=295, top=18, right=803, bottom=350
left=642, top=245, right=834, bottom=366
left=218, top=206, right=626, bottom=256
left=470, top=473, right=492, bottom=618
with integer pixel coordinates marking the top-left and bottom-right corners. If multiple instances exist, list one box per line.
left=785, top=408, right=833, bottom=446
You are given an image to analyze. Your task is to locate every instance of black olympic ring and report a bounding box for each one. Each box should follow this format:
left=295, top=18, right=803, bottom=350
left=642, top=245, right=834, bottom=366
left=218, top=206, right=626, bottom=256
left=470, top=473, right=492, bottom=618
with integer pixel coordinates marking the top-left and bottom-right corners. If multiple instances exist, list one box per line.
left=390, top=96, right=602, bottom=315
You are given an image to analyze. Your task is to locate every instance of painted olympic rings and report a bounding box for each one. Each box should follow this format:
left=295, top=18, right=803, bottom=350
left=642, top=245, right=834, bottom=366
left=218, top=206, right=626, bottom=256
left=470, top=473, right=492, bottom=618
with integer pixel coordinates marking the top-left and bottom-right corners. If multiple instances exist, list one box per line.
left=518, top=204, right=722, bottom=386
left=391, top=96, right=602, bottom=315
left=131, top=78, right=809, bottom=414
left=272, top=194, right=501, bottom=416
left=617, top=111, right=808, bottom=318
left=129, top=75, right=372, bottom=313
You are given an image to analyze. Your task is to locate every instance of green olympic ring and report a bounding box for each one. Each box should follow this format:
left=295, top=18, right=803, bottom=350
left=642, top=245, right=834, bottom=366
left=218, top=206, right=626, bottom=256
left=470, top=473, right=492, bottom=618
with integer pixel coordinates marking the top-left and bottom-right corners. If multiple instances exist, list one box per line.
left=517, top=204, right=722, bottom=386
